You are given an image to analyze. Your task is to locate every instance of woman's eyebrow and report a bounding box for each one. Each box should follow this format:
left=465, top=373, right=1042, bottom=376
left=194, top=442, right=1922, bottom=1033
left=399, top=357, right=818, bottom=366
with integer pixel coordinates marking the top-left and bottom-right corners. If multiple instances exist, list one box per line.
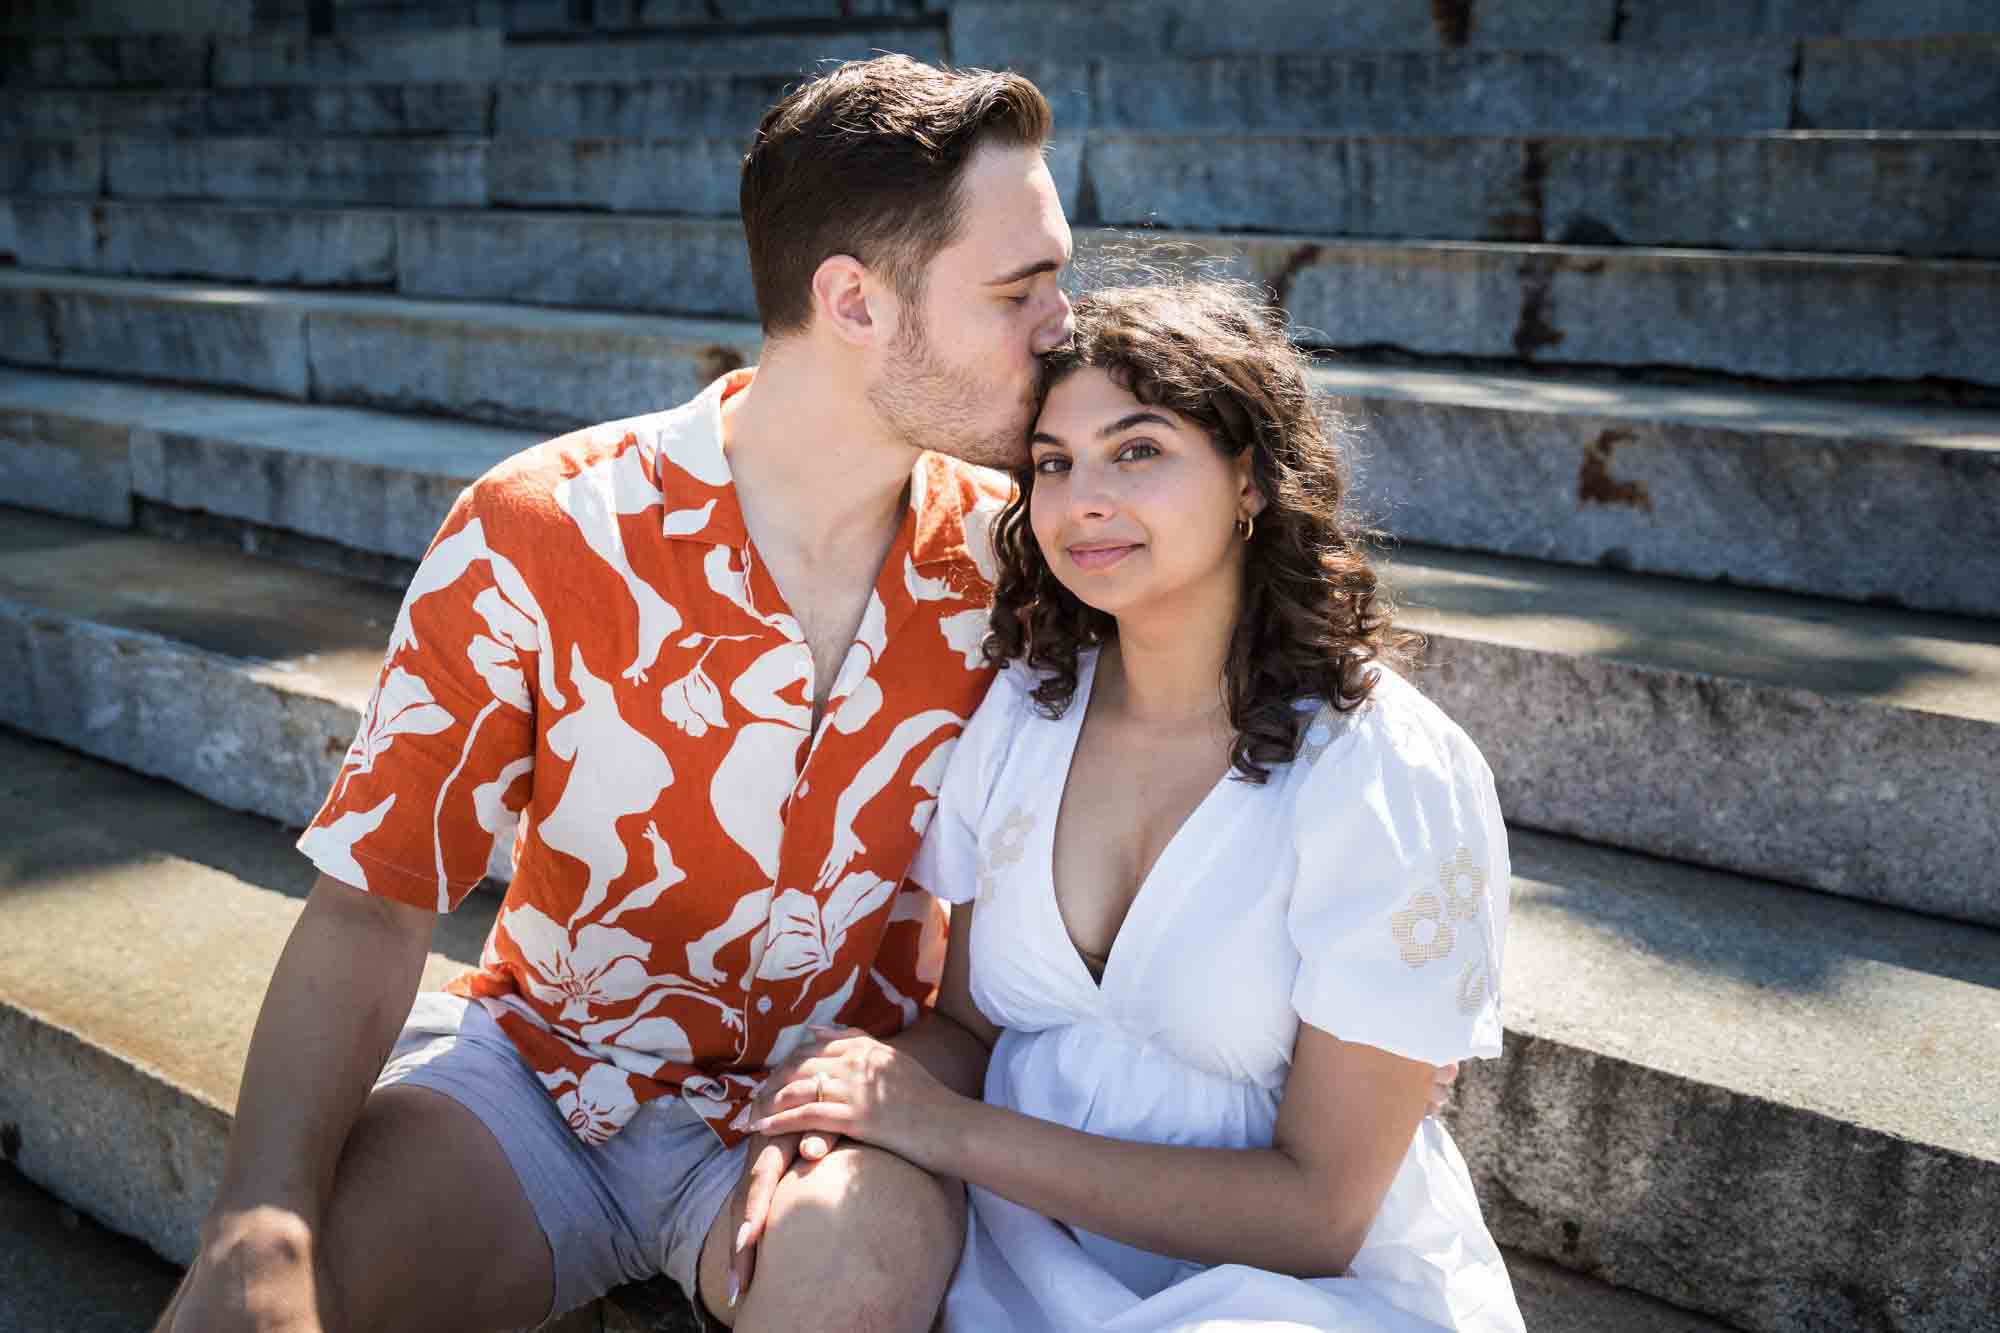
left=1098, top=411, right=1174, bottom=438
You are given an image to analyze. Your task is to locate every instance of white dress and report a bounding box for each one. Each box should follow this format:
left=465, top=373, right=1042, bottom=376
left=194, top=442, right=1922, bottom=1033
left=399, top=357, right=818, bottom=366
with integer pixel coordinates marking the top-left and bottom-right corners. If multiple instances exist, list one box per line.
left=911, top=651, right=1525, bottom=1332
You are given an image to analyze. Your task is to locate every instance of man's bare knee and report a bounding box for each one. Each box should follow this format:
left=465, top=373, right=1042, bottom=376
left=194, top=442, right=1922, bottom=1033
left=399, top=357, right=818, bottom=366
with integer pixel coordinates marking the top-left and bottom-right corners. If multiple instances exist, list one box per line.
left=736, top=1144, right=963, bottom=1333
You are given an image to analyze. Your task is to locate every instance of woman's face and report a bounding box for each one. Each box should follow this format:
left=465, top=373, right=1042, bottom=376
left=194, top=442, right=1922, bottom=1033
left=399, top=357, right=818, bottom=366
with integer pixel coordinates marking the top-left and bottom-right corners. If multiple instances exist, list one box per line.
left=1028, top=367, right=1259, bottom=621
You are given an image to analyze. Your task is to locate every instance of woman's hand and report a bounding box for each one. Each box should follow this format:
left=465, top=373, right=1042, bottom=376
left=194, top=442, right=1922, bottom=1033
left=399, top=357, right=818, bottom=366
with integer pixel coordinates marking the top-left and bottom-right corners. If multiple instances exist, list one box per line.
left=750, top=1027, right=965, bottom=1174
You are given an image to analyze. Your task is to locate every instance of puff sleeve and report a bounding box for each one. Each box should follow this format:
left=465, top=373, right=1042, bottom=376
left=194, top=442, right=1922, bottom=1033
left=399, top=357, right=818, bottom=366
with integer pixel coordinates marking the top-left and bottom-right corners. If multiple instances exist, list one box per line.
left=908, top=662, right=1033, bottom=904
left=1286, top=682, right=1510, bottom=1066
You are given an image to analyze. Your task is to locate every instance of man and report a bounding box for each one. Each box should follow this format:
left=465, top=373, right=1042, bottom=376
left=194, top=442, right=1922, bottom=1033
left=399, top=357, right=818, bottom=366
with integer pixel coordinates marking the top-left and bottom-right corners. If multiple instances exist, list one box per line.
left=159, top=54, right=1072, bottom=1332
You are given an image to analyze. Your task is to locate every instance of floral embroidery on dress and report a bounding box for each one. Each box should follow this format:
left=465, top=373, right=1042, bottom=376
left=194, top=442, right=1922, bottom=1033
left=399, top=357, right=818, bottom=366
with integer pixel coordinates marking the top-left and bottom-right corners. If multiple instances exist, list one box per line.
left=1389, top=889, right=1458, bottom=967
left=1439, top=845, right=1485, bottom=921
left=1456, top=956, right=1490, bottom=1015
left=976, top=806, right=1036, bottom=907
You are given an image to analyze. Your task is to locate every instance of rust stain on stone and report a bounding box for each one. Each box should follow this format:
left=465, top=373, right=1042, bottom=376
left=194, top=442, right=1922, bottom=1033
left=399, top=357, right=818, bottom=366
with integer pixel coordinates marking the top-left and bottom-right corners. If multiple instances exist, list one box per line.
left=699, top=344, right=746, bottom=381
left=1489, top=139, right=1547, bottom=241
left=1577, top=429, right=1652, bottom=512
left=1267, top=242, right=1324, bottom=309
left=1429, top=0, right=1473, bottom=46
left=1511, top=256, right=1563, bottom=360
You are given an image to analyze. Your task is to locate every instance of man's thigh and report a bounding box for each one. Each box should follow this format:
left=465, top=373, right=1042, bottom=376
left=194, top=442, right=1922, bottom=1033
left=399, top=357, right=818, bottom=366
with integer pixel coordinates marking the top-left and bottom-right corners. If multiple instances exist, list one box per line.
left=696, top=1143, right=966, bottom=1333
left=320, top=1083, right=555, bottom=1333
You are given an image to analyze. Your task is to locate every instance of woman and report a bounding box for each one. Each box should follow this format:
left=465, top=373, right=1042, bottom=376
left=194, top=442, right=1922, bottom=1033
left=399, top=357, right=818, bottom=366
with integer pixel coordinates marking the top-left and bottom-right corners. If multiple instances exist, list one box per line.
left=752, top=280, right=1524, bottom=1331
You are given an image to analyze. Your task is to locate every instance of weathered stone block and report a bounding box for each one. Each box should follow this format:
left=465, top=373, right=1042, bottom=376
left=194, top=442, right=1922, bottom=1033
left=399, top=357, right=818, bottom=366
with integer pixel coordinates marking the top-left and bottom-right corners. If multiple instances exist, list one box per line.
left=0, top=0, right=254, bottom=35
left=130, top=404, right=530, bottom=561
left=0, top=138, right=103, bottom=197
left=502, top=25, right=946, bottom=79
left=950, top=0, right=1617, bottom=66
left=1618, top=0, right=2000, bottom=42
left=1083, top=133, right=1538, bottom=236
left=493, top=71, right=801, bottom=137
left=396, top=212, right=757, bottom=316
left=487, top=135, right=746, bottom=212
left=211, top=26, right=504, bottom=85
left=1798, top=36, right=2000, bottom=130
left=10, top=199, right=400, bottom=287
left=105, top=136, right=489, bottom=208
left=205, top=81, right=493, bottom=134
left=1090, top=44, right=1794, bottom=134
left=1104, top=234, right=2000, bottom=386
left=1328, top=366, right=2000, bottom=618
left=0, top=403, right=133, bottom=527
left=0, top=273, right=313, bottom=400
left=0, top=34, right=211, bottom=88
left=301, top=296, right=760, bottom=431
left=1541, top=132, right=2000, bottom=258
left=1402, top=579, right=2000, bottom=923
left=0, top=90, right=206, bottom=135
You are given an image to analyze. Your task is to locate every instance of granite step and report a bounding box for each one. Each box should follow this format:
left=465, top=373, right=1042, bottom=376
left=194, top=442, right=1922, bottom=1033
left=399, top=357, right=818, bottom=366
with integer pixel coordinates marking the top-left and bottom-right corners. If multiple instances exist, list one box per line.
left=9, top=129, right=1992, bottom=258
left=6, top=35, right=1995, bottom=134
left=8, top=239, right=1997, bottom=396
left=8, top=356, right=2000, bottom=622
left=0, top=727, right=1740, bottom=1333
left=3, top=502, right=1995, bottom=926
left=1, top=725, right=1990, bottom=1332
left=0, top=271, right=761, bottom=433
left=0, top=22, right=944, bottom=91
left=946, top=0, right=2000, bottom=64
left=0, top=1163, right=182, bottom=1333
left=0, top=0, right=260, bottom=36
left=1103, top=233, right=2000, bottom=388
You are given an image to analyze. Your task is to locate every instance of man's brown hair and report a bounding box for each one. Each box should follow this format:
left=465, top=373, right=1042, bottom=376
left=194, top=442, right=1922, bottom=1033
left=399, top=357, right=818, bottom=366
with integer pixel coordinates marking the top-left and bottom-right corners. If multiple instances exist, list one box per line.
left=739, top=54, right=1054, bottom=337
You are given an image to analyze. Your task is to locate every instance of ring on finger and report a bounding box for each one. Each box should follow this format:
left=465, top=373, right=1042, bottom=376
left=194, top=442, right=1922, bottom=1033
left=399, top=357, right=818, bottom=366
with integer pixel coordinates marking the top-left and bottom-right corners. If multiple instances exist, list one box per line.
left=813, top=1072, right=825, bottom=1103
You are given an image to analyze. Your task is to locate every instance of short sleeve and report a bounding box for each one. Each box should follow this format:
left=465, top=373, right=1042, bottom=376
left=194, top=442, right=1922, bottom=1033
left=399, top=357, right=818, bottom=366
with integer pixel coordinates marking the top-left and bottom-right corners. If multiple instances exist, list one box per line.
left=907, top=663, right=1030, bottom=904
left=296, top=471, right=543, bottom=913
left=1287, top=683, right=1510, bottom=1065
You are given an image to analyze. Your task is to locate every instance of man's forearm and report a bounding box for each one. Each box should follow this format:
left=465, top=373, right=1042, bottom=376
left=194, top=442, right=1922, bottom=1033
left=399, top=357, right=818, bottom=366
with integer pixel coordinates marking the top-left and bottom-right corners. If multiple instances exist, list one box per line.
left=208, top=874, right=435, bottom=1226
left=885, top=1010, right=991, bottom=1099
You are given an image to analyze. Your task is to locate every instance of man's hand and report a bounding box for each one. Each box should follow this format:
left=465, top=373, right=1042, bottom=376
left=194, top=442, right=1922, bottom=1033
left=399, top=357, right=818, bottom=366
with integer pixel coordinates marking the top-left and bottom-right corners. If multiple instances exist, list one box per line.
left=161, top=1207, right=323, bottom=1333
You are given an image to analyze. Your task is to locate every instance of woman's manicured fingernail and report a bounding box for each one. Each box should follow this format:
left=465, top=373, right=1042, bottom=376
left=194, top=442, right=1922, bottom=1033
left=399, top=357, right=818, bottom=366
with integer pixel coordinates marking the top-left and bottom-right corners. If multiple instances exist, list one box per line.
left=727, top=1273, right=740, bottom=1308
left=735, top=1222, right=753, bottom=1254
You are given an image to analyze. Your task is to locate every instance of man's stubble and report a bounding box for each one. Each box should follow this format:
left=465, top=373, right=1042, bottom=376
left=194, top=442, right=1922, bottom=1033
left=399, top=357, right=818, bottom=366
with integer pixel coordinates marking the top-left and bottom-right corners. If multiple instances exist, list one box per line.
left=868, top=304, right=1037, bottom=471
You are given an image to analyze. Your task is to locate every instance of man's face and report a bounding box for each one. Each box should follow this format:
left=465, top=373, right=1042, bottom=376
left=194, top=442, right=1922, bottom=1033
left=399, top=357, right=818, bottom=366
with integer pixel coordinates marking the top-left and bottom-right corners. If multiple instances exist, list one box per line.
left=866, top=143, right=1075, bottom=469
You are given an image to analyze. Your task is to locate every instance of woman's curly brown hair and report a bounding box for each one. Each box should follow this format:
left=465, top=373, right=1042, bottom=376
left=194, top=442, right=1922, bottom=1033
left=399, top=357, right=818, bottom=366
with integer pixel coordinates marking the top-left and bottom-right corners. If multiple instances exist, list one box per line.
left=983, top=278, right=1421, bottom=783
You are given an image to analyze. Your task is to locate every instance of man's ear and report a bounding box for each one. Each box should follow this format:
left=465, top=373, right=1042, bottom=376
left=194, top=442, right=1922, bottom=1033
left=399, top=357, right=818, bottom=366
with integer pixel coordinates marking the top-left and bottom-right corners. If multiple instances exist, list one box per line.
left=811, top=254, right=876, bottom=347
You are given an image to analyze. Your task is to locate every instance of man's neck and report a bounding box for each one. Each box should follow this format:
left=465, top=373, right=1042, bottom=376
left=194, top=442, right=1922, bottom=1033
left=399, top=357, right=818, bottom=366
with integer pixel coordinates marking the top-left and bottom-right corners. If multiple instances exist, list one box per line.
left=724, top=346, right=917, bottom=564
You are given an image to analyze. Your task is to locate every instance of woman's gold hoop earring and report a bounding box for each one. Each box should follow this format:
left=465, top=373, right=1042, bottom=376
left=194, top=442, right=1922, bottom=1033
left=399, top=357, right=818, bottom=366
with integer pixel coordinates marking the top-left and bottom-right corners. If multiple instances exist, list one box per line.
left=1237, top=513, right=1256, bottom=542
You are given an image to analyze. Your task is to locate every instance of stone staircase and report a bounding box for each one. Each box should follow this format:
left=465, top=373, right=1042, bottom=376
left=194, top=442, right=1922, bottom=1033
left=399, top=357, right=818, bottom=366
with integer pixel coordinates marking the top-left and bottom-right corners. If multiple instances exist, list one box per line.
left=2, top=1, right=1996, bottom=1329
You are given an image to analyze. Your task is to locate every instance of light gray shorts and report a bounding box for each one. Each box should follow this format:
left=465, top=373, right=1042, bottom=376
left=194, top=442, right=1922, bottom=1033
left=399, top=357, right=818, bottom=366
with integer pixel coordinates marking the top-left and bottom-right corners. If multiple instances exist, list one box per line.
left=374, top=992, right=745, bottom=1324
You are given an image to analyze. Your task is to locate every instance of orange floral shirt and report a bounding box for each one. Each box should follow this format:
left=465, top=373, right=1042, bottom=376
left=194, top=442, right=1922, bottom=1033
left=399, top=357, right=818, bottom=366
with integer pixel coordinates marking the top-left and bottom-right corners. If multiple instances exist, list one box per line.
left=298, top=370, right=1006, bottom=1145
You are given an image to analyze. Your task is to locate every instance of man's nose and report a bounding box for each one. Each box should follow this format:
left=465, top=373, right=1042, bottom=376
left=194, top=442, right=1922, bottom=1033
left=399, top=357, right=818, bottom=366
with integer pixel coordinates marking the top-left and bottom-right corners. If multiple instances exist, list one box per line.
left=1034, top=290, right=1075, bottom=354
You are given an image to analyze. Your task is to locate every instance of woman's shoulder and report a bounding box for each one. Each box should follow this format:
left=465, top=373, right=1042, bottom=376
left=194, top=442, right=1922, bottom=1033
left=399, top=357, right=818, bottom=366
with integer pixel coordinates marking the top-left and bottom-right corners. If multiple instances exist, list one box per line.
left=1290, top=666, right=1494, bottom=800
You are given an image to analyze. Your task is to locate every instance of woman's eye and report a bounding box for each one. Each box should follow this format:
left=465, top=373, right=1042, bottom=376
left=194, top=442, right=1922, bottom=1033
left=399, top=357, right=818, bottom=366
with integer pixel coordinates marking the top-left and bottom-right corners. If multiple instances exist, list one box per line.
left=1006, top=291, right=1032, bottom=306
left=1032, top=456, right=1069, bottom=475
left=1117, top=440, right=1160, bottom=462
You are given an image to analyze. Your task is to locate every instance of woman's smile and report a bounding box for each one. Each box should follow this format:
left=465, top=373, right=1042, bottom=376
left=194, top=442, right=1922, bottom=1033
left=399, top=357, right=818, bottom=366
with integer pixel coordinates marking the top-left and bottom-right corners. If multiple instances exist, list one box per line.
left=1066, top=541, right=1143, bottom=571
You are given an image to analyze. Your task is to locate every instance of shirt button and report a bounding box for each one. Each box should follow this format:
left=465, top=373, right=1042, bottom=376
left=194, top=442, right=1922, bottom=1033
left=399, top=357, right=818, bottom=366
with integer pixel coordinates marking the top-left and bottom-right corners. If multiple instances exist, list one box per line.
left=757, top=996, right=774, bottom=1014
left=796, top=779, right=810, bottom=797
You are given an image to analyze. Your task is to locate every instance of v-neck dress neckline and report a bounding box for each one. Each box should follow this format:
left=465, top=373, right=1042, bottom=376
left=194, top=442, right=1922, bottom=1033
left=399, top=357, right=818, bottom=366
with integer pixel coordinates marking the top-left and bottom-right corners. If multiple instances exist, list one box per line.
left=1045, top=649, right=1238, bottom=995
